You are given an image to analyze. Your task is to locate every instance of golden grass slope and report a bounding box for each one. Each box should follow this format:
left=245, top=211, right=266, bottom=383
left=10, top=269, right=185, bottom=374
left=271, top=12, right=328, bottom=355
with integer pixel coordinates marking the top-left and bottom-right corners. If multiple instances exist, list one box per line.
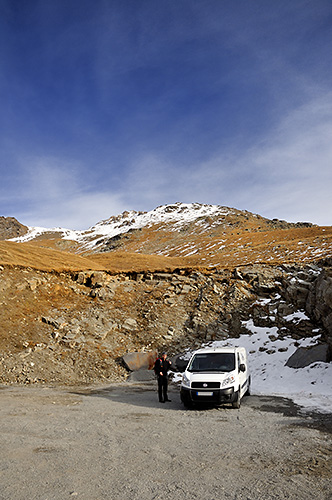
left=0, top=241, right=188, bottom=273
left=0, top=241, right=104, bottom=272
left=88, top=251, right=189, bottom=273
left=1, top=225, right=331, bottom=273
left=88, top=225, right=332, bottom=269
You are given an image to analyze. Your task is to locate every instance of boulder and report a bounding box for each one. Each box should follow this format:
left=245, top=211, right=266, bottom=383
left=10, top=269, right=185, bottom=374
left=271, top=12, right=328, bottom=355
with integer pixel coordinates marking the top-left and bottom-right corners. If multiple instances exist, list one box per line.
left=122, top=351, right=158, bottom=371
left=169, top=352, right=190, bottom=372
left=285, top=343, right=330, bottom=368
left=76, top=272, right=89, bottom=285
left=41, top=316, right=66, bottom=329
left=123, top=318, right=138, bottom=331
left=240, top=265, right=283, bottom=286
left=90, top=272, right=110, bottom=288
left=307, top=269, right=332, bottom=336
left=285, top=284, right=309, bottom=309
left=153, top=273, right=174, bottom=281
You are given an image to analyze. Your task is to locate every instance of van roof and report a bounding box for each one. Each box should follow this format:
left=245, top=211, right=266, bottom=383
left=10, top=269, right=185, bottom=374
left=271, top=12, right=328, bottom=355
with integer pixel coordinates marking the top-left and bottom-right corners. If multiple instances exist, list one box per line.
left=193, top=347, right=246, bottom=355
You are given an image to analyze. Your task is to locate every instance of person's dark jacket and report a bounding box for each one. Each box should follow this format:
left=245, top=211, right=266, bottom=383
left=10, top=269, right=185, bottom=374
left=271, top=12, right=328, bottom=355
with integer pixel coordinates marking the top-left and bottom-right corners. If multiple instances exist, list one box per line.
left=154, top=357, right=171, bottom=377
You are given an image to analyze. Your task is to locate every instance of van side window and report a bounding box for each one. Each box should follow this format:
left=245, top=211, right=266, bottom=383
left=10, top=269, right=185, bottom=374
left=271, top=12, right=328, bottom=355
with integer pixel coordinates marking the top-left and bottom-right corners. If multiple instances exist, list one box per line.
left=237, top=353, right=241, bottom=372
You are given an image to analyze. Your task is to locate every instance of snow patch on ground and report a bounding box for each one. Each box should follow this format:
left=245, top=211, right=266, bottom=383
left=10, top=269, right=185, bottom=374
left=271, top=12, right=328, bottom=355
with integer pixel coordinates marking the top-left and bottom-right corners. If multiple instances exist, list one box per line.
left=284, top=311, right=310, bottom=322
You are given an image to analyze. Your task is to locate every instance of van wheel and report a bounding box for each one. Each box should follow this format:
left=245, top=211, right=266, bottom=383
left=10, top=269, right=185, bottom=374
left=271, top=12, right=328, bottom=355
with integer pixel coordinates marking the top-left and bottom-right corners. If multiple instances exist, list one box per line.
left=181, top=392, right=193, bottom=409
left=232, top=389, right=241, bottom=409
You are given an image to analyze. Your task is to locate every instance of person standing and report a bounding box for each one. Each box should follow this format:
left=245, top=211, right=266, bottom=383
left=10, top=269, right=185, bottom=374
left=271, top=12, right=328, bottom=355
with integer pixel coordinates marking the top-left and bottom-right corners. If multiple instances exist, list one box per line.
left=154, top=352, right=172, bottom=403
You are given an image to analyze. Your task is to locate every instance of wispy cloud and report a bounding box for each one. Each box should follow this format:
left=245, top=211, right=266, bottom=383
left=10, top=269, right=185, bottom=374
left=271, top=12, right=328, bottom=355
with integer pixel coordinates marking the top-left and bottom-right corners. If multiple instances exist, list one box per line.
left=122, top=92, right=332, bottom=225
left=5, top=157, right=126, bottom=229
left=238, top=93, right=332, bottom=223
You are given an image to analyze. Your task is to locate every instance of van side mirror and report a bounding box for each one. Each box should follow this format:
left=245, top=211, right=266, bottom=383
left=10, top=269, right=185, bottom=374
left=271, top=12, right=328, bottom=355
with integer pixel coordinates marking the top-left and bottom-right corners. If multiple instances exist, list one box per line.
left=239, top=363, right=246, bottom=372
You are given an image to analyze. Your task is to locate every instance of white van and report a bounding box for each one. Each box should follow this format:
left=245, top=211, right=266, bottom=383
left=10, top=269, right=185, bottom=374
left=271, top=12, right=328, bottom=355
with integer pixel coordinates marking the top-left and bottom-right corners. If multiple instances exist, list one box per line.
left=180, top=347, right=250, bottom=409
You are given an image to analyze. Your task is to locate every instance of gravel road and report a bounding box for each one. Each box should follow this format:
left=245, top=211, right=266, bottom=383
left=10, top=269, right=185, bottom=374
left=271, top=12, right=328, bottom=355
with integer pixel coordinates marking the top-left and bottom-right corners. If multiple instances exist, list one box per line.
left=0, top=381, right=331, bottom=500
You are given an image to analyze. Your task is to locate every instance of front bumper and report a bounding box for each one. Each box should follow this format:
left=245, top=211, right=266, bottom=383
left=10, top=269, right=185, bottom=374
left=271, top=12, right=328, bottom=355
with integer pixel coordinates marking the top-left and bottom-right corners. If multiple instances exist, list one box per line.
left=180, top=386, right=237, bottom=405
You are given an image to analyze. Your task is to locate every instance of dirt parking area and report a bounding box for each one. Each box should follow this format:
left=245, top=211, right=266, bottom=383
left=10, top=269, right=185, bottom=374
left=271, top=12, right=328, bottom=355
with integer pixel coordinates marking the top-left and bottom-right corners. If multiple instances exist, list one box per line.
left=0, top=381, right=331, bottom=500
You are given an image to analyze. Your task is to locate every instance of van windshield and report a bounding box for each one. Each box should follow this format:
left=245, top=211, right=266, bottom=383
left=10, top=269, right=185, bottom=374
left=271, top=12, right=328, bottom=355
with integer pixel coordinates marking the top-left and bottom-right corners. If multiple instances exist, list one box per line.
left=187, top=352, right=235, bottom=373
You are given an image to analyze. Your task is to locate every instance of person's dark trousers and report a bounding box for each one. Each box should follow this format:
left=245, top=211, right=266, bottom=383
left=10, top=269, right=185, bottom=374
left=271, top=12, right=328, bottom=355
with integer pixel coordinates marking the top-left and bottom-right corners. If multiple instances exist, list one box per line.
left=158, top=375, right=168, bottom=402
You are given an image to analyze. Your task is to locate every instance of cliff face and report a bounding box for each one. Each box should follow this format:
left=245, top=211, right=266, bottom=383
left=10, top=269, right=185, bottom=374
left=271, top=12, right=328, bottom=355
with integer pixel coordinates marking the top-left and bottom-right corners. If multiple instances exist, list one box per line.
left=307, top=266, right=332, bottom=338
left=0, top=260, right=330, bottom=385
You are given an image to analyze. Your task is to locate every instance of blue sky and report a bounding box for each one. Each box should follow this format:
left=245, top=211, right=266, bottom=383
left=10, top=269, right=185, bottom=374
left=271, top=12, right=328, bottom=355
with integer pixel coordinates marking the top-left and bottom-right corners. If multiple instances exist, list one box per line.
left=0, top=0, right=331, bottom=229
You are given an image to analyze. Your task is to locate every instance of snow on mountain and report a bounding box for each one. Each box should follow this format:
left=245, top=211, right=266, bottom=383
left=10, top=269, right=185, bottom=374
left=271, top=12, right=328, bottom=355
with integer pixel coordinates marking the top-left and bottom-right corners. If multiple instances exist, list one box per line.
left=77, top=203, right=231, bottom=247
left=9, top=202, right=332, bottom=266
left=10, top=226, right=80, bottom=243
left=10, top=203, right=236, bottom=248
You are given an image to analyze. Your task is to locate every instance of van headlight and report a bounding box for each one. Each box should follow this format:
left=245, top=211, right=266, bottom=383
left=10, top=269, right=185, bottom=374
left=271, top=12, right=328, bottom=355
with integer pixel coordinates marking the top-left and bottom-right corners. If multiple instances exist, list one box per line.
left=182, top=373, right=191, bottom=388
left=222, top=375, right=235, bottom=388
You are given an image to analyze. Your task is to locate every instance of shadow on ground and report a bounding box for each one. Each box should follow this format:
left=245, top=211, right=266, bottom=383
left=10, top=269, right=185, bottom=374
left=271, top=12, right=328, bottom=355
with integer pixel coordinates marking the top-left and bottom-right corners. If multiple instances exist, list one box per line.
left=70, top=381, right=332, bottom=433
left=246, top=395, right=332, bottom=434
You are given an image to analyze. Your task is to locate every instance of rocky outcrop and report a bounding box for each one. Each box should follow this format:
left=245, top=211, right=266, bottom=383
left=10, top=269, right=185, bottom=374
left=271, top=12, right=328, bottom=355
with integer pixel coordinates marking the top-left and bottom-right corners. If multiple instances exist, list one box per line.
left=0, top=217, right=28, bottom=240
left=0, top=260, right=331, bottom=385
left=285, top=344, right=330, bottom=368
left=307, top=267, right=332, bottom=342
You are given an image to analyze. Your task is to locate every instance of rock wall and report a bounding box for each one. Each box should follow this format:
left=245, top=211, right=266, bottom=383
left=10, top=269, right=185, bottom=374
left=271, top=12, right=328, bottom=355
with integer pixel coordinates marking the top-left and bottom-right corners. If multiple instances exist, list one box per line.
left=0, top=260, right=331, bottom=385
left=307, top=265, right=332, bottom=344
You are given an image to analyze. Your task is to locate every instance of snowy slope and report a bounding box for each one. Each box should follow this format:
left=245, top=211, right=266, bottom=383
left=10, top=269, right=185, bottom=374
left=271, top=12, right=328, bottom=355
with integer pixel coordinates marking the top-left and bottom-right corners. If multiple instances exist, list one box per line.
left=9, top=203, right=239, bottom=248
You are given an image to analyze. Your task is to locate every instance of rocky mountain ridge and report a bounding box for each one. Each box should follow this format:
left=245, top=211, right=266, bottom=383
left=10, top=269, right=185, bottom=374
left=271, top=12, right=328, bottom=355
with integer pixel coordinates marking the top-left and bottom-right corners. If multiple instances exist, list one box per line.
left=78, top=202, right=315, bottom=254
left=3, top=203, right=332, bottom=269
left=2, top=203, right=315, bottom=249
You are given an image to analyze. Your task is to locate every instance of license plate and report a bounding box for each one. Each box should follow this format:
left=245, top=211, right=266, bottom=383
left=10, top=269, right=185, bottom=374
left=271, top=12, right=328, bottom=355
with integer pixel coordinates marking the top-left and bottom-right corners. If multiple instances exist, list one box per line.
left=197, top=391, right=213, bottom=396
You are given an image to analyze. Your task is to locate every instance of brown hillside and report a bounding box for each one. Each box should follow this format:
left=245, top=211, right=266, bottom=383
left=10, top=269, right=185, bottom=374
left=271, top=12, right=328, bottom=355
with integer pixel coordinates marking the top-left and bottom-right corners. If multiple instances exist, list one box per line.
left=2, top=225, right=331, bottom=273
left=0, top=241, right=190, bottom=273
left=0, top=207, right=331, bottom=387
left=0, top=241, right=104, bottom=272
left=86, top=225, right=332, bottom=269
left=88, top=252, right=190, bottom=273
